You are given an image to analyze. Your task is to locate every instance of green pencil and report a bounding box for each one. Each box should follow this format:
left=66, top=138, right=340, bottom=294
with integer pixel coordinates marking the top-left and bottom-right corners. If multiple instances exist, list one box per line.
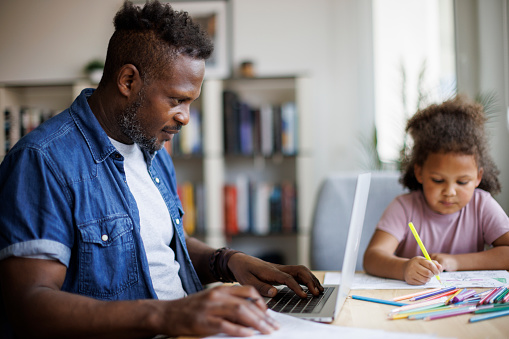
left=474, top=304, right=509, bottom=314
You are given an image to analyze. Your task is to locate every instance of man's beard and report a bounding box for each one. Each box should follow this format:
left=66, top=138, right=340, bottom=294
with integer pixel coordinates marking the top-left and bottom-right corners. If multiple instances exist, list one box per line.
left=117, top=90, right=160, bottom=153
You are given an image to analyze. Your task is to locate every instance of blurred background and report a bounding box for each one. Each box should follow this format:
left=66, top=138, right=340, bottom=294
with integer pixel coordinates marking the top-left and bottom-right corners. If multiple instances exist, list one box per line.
left=1, top=0, right=508, bottom=266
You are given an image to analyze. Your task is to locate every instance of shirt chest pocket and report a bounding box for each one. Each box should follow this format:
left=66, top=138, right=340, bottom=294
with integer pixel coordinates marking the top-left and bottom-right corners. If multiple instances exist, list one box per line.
left=77, top=215, right=138, bottom=299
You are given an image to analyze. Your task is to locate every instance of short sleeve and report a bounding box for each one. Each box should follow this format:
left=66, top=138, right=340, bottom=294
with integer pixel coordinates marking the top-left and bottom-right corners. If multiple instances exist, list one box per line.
left=0, top=147, right=72, bottom=265
left=477, top=190, right=509, bottom=245
left=376, top=194, right=412, bottom=242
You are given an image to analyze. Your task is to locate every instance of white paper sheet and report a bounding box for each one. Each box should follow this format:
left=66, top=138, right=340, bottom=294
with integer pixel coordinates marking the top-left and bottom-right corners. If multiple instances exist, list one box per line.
left=324, top=270, right=509, bottom=289
left=204, top=310, right=451, bottom=339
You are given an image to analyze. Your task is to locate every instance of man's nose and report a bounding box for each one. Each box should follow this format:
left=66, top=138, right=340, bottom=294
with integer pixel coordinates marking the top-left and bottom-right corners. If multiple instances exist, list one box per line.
left=173, top=104, right=191, bottom=126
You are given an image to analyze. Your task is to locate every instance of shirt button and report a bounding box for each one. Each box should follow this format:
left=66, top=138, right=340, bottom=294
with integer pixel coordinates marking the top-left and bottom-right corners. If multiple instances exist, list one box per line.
left=175, top=219, right=180, bottom=225
left=101, top=234, right=109, bottom=242
left=155, top=178, right=160, bottom=184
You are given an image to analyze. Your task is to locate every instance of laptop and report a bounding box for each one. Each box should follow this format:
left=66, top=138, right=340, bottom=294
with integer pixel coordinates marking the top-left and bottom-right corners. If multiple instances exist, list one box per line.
left=265, top=172, right=371, bottom=323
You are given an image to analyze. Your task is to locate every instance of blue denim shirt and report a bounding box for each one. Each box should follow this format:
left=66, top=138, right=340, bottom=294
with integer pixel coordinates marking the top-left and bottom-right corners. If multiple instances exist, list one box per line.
left=0, top=88, right=203, bottom=307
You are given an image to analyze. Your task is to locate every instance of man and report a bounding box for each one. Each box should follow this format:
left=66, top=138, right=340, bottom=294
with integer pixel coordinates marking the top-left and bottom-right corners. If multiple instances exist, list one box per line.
left=0, top=1, right=323, bottom=338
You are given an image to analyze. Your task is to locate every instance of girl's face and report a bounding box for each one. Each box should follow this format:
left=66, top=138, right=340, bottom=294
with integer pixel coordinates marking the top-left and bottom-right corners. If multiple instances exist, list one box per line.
left=414, top=152, right=483, bottom=215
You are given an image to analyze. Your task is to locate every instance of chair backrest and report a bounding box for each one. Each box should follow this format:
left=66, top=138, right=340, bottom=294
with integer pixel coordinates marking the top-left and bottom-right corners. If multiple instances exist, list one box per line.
left=310, top=171, right=407, bottom=271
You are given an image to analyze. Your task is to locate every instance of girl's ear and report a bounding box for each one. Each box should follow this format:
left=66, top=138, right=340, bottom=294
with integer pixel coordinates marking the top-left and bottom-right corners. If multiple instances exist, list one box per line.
left=414, top=164, right=423, bottom=184
left=475, top=167, right=484, bottom=187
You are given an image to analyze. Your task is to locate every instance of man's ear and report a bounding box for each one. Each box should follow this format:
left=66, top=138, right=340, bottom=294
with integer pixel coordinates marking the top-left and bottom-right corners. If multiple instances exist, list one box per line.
left=476, top=167, right=484, bottom=187
left=117, top=64, right=142, bottom=98
left=414, top=164, right=423, bottom=184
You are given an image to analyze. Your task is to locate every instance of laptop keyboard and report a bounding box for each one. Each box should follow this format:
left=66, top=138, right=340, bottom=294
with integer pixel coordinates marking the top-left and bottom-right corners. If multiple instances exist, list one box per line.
left=266, top=286, right=334, bottom=314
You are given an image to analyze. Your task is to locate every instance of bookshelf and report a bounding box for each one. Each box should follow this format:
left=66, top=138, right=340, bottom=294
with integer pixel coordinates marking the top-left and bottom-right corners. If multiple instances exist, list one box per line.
left=172, top=76, right=313, bottom=266
left=0, top=80, right=89, bottom=161
left=0, top=76, right=313, bottom=267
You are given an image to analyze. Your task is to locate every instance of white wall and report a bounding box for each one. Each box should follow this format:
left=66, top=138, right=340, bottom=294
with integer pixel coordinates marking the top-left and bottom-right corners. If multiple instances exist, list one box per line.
left=0, top=0, right=122, bottom=83
left=455, top=0, right=509, bottom=212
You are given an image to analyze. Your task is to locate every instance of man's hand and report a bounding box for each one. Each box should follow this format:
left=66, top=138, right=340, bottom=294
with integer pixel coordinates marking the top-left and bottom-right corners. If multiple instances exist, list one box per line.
left=403, top=256, right=443, bottom=285
left=227, top=253, right=324, bottom=298
left=161, top=284, right=279, bottom=337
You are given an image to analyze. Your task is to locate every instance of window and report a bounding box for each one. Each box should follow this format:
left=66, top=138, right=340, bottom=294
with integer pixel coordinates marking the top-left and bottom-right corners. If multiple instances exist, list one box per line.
left=373, top=0, right=456, bottom=166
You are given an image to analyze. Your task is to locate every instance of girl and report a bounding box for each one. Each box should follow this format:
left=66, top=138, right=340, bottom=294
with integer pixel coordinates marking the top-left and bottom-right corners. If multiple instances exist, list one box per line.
left=363, top=96, right=509, bottom=285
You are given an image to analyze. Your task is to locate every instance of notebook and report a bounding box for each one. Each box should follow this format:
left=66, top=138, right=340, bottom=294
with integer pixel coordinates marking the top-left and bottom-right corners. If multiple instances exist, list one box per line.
left=265, top=172, right=371, bottom=323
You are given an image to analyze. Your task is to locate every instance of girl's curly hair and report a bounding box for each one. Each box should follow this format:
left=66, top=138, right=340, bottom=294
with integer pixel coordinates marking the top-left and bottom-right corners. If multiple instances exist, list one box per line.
left=400, top=95, right=501, bottom=195
left=101, top=0, right=214, bottom=85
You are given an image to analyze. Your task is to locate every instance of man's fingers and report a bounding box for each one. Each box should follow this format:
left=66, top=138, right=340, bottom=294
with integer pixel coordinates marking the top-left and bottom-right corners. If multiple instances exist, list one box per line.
left=219, top=298, right=279, bottom=335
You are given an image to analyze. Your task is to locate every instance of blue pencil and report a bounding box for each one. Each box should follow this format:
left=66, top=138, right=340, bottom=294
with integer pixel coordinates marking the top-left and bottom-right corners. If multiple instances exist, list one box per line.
left=351, top=295, right=408, bottom=307
left=469, top=309, right=509, bottom=323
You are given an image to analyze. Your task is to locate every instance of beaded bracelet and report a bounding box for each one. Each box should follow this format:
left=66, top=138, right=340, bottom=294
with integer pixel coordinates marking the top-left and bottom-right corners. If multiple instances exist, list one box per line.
left=209, top=247, right=242, bottom=282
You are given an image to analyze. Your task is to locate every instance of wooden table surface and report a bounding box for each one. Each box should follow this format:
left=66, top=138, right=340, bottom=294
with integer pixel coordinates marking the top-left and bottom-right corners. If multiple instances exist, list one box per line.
left=314, top=271, right=509, bottom=339
left=179, top=271, right=509, bottom=339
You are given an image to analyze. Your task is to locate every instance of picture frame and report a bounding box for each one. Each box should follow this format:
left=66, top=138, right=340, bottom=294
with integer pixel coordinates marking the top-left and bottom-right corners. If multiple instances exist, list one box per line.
left=170, top=1, right=229, bottom=79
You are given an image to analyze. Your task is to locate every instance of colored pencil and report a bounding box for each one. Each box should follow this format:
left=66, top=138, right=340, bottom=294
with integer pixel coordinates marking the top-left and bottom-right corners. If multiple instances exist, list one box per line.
left=393, top=288, right=441, bottom=301
left=469, top=309, right=509, bottom=323
left=502, top=289, right=509, bottom=303
left=409, top=305, right=475, bottom=320
left=474, top=304, right=509, bottom=314
left=494, top=288, right=509, bottom=303
left=478, top=287, right=499, bottom=305
left=476, top=303, right=509, bottom=311
left=446, top=289, right=463, bottom=305
left=424, top=288, right=459, bottom=301
left=408, top=222, right=442, bottom=284
left=411, top=286, right=456, bottom=301
left=491, top=287, right=508, bottom=303
left=389, top=303, right=447, bottom=317
left=387, top=305, right=447, bottom=320
left=451, top=289, right=477, bottom=304
left=390, top=296, right=448, bottom=313
left=351, top=295, right=408, bottom=307
left=424, top=306, right=475, bottom=320
left=388, top=305, right=450, bottom=320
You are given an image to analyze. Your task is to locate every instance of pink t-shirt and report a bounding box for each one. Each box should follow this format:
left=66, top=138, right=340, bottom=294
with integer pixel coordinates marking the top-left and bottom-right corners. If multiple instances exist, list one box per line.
left=376, top=189, right=509, bottom=258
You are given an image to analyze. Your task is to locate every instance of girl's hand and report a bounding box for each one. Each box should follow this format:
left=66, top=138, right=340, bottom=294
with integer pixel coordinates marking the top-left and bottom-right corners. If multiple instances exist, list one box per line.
left=430, top=253, right=457, bottom=271
left=403, top=256, right=443, bottom=285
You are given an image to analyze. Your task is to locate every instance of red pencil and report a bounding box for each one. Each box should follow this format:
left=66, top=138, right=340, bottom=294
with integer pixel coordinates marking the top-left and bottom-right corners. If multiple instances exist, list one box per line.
left=478, top=287, right=501, bottom=305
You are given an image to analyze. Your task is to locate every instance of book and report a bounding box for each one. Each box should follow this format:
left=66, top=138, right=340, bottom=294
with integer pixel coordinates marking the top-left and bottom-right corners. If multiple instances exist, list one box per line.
left=238, top=102, right=253, bottom=155
left=281, top=101, right=298, bottom=155
left=253, top=182, right=271, bottom=235
left=224, top=184, right=238, bottom=235
left=260, top=104, right=273, bottom=156
left=235, top=176, right=250, bottom=233
left=269, top=184, right=282, bottom=233
left=195, top=183, right=206, bottom=235
left=272, top=105, right=282, bottom=154
left=281, top=181, right=297, bottom=233
left=223, top=91, right=240, bottom=155
left=179, top=182, right=196, bottom=235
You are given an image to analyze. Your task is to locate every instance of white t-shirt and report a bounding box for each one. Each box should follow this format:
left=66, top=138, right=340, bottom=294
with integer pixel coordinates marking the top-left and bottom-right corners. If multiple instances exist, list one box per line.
left=110, top=138, right=186, bottom=300
left=376, top=189, right=509, bottom=258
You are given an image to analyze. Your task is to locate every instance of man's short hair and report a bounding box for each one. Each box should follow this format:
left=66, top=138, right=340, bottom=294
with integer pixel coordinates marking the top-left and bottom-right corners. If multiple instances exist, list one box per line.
left=101, top=0, right=214, bottom=85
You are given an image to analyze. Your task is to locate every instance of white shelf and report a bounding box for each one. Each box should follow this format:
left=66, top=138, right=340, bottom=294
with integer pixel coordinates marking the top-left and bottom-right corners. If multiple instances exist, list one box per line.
left=0, top=76, right=314, bottom=266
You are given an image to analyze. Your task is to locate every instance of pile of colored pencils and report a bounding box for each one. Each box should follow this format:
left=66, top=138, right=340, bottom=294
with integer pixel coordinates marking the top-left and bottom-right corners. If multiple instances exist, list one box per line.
left=388, top=285, right=509, bottom=322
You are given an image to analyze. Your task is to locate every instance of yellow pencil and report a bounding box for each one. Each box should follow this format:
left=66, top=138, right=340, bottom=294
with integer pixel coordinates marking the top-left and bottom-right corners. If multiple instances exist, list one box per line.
left=408, top=222, right=442, bottom=284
